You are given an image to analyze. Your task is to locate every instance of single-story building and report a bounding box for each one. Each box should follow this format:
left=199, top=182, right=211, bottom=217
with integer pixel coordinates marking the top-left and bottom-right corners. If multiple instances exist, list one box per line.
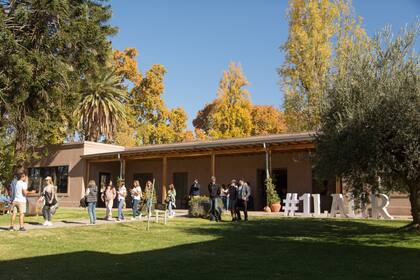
left=26, top=132, right=411, bottom=215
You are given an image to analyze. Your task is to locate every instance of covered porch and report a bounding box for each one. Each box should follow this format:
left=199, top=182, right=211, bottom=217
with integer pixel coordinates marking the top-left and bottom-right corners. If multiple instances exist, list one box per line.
left=83, top=133, right=315, bottom=210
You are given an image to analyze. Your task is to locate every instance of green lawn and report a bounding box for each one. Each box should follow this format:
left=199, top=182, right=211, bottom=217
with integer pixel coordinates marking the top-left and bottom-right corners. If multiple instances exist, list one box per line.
left=0, top=209, right=419, bottom=280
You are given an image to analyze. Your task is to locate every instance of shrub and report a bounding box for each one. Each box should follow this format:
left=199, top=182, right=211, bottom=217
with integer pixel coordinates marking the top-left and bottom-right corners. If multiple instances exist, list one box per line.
left=265, top=177, right=280, bottom=206
left=188, top=196, right=211, bottom=218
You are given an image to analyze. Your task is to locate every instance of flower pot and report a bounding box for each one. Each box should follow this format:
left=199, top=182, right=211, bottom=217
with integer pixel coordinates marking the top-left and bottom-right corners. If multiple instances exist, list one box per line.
left=263, top=206, right=272, bottom=212
left=270, top=203, right=281, bottom=212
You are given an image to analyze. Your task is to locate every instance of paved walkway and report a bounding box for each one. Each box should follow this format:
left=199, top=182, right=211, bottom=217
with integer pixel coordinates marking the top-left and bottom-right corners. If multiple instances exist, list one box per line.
left=0, top=211, right=189, bottom=232
left=0, top=210, right=411, bottom=232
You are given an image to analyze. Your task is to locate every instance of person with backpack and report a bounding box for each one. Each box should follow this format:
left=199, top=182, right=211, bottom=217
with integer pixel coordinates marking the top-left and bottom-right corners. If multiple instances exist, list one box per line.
left=117, top=180, right=127, bottom=221
left=39, top=176, right=58, bottom=226
left=85, top=180, right=98, bottom=225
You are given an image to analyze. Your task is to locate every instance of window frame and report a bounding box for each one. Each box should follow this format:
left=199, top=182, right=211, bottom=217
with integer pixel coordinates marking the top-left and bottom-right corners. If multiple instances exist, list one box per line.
left=27, top=165, right=70, bottom=195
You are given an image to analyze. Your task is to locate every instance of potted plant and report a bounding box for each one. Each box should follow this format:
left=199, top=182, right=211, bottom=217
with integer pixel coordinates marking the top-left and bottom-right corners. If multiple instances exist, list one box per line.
left=265, top=177, right=281, bottom=212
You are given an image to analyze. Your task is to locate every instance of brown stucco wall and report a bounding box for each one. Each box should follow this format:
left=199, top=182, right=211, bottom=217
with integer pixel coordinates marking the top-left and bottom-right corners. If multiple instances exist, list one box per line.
left=84, top=142, right=124, bottom=155
left=89, top=161, right=120, bottom=190
left=117, top=152, right=313, bottom=210
left=167, top=156, right=213, bottom=206
left=28, top=141, right=412, bottom=216
left=125, top=158, right=163, bottom=199
left=387, top=194, right=411, bottom=216
left=271, top=151, right=313, bottom=195
left=29, top=144, right=85, bottom=207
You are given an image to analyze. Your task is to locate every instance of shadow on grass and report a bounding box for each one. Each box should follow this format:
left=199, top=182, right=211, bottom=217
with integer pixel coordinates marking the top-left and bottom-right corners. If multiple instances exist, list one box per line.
left=0, top=219, right=419, bottom=280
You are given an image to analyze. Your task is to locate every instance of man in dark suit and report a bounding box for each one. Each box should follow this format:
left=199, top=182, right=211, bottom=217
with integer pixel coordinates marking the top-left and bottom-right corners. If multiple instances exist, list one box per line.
left=228, top=179, right=238, bottom=221
left=208, top=176, right=221, bottom=222
left=236, top=179, right=251, bottom=221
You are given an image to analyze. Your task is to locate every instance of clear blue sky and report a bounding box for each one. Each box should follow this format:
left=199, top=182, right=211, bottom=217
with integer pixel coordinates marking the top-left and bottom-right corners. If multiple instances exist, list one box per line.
left=109, top=0, right=419, bottom=129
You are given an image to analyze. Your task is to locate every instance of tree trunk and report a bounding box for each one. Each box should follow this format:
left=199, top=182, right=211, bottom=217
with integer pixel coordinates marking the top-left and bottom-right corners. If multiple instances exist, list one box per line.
left=408, top=183, right=420, bottom=229
left=13, top=108, right=27, bottom=174
left=13, top=132, right=27, bottom=173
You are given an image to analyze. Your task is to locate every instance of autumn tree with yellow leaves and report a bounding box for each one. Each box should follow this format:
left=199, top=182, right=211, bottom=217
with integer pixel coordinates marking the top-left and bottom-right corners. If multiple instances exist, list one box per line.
left=279, top=0, right=367, bottom=132
left=206, top=62, right=253, bottom=138
left=193, top=62, right=286, bottom=139
left=112, top=48, right=191, bottom=145
left=251, top=106, right=286, bottom=136
left=280, top=0, right=339, bottom=132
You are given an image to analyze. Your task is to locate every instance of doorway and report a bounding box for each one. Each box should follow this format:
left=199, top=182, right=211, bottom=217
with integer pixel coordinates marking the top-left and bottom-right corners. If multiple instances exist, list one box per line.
left=172, top=172, right=188, bottom=209
left=133, top=173, right=154, bottom=188
left=98, top=172, right=111, bottom=207
left=257, top=168, right=287, bottom=208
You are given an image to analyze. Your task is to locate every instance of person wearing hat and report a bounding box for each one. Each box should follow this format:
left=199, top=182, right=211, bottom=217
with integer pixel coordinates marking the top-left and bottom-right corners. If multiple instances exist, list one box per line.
left=38, top=176, right=58, bottom=226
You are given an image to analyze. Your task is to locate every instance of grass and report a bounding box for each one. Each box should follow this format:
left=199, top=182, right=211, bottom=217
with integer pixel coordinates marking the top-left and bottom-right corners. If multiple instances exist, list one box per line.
left=0, top=209, right=419, bottom=280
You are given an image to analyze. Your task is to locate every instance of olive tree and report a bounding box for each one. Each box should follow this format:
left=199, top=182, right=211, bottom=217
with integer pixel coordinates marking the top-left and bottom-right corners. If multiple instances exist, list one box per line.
left=315, top=23, right=420, bottom=228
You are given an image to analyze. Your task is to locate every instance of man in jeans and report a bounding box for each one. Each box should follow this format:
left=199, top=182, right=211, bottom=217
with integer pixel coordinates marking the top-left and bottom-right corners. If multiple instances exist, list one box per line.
left=236, top=179, right=251, bottom=221
left=9, top=172, right=33, bottom=231
left=208, top=176, right=221, bottom=222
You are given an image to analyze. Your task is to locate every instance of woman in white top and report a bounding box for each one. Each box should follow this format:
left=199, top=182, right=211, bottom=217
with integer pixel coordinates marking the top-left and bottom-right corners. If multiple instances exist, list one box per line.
left=131, top=180, right=142, bottom=220
left=166, top=184, right=176, bottom=217
left=117, top=181, right=127, bottom=221
left=38, top=176, right=57, bottom=226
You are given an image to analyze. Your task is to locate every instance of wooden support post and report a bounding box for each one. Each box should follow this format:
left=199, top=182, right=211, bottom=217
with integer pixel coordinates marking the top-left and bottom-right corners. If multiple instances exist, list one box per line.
left=84, top=159, right=90, bottom=196
left=335, top=176, right=342, bottom=194
left=119, top=158, right=126, bottom=180
left=211, top=153, right=216, bottom=178
left=162, top=156, right=167, bottom=204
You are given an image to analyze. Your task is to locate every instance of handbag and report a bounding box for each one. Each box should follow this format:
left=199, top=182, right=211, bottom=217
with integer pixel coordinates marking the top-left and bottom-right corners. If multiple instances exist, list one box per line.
left=79, top=196, right=87, bottom=208
left=51, top=203, right=59, bottom=215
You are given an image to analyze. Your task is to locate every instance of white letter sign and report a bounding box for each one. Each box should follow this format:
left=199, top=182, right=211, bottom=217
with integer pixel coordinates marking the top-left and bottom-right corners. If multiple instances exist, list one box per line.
left=299, top=193, right=311, bottom=216
left=312, top=194, right=321, bottom=216
left=284, top=193, right=299, bottom=216
left=371, top=194, right=394, bottom=220
left=330, top=194, right=348, bottom=218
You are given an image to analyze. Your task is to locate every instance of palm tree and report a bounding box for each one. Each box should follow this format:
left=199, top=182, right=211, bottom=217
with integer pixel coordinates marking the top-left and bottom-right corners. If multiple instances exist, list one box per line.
left=77, top=69, right=127, bottom=142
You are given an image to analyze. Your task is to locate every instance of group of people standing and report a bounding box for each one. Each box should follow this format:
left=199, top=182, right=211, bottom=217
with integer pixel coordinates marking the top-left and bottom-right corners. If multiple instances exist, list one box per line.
left=8, top=172, right=57, bottom=231
left=84, top=179, right=159, bottom=224
left=6, top=172, right=250, bottom=231
left=191, top=176, right=251, bottom=222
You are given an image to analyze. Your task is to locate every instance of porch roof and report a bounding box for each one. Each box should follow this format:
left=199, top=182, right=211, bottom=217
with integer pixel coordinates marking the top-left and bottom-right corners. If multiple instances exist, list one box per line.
left=81, top=132, right=315, bottom=161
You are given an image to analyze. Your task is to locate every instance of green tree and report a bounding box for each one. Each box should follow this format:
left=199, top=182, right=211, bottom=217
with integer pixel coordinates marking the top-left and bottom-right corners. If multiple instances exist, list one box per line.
left=315, top=24, right=420, bottom=228
left=0, top=0, right=116, bottom=175
left=77, top=69, right=127, bottom=142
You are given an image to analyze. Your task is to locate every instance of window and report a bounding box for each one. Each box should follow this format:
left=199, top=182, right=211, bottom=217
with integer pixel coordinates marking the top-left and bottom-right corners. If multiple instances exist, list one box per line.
left=28, top=166, right=69, bottom=193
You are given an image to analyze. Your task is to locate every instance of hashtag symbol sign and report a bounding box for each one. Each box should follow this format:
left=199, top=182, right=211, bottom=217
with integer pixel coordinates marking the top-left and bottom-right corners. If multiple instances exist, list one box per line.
left=283, top=193, right=299, bottom=216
